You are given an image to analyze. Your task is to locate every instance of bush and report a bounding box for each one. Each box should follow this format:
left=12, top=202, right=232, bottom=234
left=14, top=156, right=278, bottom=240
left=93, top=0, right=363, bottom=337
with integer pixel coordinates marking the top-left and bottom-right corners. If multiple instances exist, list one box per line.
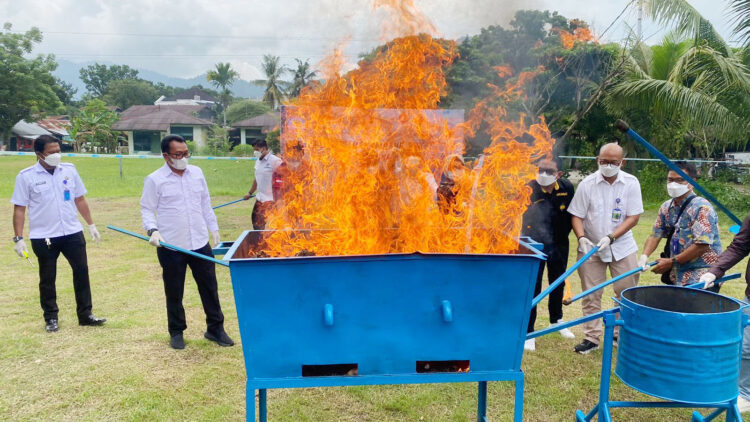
left=266, top=129, right=280, bottom=153
left=232, top=144, right=254, bottom=157
left=185, top=140, right=196, bottom=153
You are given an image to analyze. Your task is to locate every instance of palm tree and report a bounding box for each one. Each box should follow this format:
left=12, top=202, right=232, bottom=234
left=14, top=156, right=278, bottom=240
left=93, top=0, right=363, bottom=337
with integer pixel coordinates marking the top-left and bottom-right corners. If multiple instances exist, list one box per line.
left=729, top=0, right=750, bottom=47
left=289, top=59, right=318, bottom=98
left=256, top=55, right=289, bottom=110
left=206, top=62, right=239, bottom=126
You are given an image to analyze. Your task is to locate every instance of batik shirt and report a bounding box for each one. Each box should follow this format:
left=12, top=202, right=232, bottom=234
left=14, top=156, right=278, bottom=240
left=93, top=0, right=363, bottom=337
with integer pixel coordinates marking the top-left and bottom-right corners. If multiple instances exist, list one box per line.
left=652, top=195, right=722, bottom=285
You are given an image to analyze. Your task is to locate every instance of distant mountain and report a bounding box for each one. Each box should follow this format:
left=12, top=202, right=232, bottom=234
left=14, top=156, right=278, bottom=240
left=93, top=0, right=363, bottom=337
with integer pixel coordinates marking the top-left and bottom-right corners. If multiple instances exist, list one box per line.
left=53, top=59, right=264, bottom=100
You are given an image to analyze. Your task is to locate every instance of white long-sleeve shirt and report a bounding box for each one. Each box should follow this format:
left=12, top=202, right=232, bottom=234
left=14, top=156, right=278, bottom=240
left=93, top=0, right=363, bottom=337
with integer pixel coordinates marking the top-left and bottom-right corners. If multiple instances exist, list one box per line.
left=140, top=163, right=219, bottom=251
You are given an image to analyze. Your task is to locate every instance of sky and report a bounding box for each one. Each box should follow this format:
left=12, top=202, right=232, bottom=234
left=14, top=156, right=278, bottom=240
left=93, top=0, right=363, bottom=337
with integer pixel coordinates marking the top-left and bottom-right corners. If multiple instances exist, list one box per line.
left=1, top=0, right=738, bottom=81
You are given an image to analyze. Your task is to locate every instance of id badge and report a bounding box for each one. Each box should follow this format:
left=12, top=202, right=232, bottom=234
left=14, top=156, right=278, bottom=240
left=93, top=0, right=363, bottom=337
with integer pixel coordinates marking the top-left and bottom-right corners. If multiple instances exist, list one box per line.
left=611, top=207, right=622, bottom=222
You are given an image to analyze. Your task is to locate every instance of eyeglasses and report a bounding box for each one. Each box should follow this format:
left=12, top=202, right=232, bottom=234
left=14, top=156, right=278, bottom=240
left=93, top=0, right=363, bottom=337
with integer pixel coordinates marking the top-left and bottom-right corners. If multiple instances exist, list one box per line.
left=538, top=168, right=557, bottom=175
left=166, top=152, right=190, bottom=159
left=598, top=159, right=621, bottom=166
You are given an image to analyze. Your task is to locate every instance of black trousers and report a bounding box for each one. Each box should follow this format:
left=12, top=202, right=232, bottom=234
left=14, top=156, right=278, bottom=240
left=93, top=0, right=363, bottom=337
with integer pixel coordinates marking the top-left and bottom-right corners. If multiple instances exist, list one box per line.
left=156, top=243, right=225, bottom=335
left=30, top=231, right=93, bottom=322
left=528, top=247, right=569, bottom=333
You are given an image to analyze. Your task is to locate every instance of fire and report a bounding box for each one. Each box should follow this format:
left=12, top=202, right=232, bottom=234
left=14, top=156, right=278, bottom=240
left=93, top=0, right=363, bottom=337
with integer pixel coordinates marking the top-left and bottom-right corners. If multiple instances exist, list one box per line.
left=557, top=25, right=597, bottom=50
left=255, top=0, right=554, bottom=257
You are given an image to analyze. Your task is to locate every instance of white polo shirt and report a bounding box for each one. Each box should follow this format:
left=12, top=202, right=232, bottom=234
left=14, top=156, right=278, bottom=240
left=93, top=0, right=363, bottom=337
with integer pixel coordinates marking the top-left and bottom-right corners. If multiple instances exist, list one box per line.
left=568, top=170, right=643, bottom=262
left=254, top=153, right=283, bottom=203
left=140, top=163, right=219, bottom=251
left=11, top=162, right=87, bottom=239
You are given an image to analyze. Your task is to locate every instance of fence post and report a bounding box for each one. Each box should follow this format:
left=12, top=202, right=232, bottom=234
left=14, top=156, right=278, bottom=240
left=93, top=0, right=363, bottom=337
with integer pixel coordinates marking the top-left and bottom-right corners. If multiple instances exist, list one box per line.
left=119, top=157, right=123, bottom=179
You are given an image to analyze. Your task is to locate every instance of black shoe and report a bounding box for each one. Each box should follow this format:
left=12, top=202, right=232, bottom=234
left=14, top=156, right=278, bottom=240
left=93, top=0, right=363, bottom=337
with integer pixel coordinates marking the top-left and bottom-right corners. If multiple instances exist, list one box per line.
left=613, top=335, right=619, bottom=348
left=170, top=333, right=185, bottom=350
left=45, top=319, right=59, bottom=332
left=204, top=330, right=235, bottom=347
left=79, top=314, right=107, bottom=326
left=574, top=340, right=599, bottom=354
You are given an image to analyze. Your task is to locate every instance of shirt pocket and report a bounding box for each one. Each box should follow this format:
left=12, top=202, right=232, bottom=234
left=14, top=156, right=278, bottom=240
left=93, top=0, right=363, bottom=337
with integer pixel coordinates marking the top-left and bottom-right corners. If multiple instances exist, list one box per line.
left=189, top=183, right=205, bottom=208
left=30, top=182, right=51, bottom=203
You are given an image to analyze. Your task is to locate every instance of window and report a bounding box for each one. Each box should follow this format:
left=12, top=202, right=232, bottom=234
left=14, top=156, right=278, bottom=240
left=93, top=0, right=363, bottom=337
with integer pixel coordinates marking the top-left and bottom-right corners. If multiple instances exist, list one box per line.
left=170, top=126, right=194, bottom=141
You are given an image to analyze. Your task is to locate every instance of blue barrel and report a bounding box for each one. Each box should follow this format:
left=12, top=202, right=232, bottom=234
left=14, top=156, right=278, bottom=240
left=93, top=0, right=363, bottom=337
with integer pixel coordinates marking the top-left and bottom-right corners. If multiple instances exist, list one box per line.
left=615, top=286, right=746, bottom=404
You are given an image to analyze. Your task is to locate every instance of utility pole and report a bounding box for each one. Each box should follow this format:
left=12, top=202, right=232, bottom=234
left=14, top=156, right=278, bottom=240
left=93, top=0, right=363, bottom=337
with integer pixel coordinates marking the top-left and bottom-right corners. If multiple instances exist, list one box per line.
left=637, top=0, right=644, bottom=40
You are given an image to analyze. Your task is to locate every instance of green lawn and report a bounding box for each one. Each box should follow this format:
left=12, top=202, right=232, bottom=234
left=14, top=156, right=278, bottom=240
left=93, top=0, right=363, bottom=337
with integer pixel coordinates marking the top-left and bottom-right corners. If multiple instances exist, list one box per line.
left=1, top=155, right=748, bottom=421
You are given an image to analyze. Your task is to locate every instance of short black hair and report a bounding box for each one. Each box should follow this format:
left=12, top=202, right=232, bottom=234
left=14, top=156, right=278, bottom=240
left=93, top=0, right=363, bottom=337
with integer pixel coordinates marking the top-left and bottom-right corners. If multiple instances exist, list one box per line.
left=34, top=135, right=60, bottom=153
left=535, top=156, right=563, bottom=171
left=161, top=135, right=185, bottom=153
left=674, top=161, right=698, bottom=180
left=253, top=139, right=268, bottom=148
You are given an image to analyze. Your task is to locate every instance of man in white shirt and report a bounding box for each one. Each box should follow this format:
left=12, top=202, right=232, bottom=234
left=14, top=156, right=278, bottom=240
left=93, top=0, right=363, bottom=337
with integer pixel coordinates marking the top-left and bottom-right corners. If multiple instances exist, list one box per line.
left=11, top=135, right=106, bottom=332
left=568, top=143, right=643, bottom=354
left=140, top=135, right=233, bottom=350
left=243, top=139, right=283, bottom=229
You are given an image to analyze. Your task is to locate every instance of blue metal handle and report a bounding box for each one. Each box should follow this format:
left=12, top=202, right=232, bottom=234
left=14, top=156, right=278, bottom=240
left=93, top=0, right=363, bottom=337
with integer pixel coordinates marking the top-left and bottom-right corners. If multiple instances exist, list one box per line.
left=616, top=120, right=743, bottom=226
left=532, top=246, right=599, bottom=308
left=527, top=307, right=620, bottom=340
left=564, top=262, right=656, bottom=305
left=323, top=304, right=334, bottom=326
left=212, top=196, right=253, bottom=210
left=106, top=225, right=230, bottom=267
left=441, top=300, right=453, bottom=323
left=684, top=273, right=742, bottom=289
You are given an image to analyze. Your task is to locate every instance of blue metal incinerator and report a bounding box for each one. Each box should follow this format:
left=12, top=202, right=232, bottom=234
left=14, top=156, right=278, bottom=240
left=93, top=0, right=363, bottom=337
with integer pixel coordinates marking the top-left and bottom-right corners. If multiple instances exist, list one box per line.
left=223, top=230, right=545, bottom=421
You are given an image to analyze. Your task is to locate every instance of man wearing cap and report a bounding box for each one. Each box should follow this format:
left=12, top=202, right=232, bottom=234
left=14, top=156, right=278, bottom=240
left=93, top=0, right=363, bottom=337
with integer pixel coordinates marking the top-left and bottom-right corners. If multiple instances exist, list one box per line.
left=11, top=135, right=106, bottom=332
left=140, top=135, right=233, bottom=350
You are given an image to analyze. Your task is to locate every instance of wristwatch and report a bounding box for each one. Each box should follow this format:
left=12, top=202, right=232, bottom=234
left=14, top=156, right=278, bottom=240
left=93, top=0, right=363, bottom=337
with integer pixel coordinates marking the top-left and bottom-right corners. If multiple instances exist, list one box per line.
left=147, top=229, right=157, bottom=236
left=12, top=236, right=23, bottom=243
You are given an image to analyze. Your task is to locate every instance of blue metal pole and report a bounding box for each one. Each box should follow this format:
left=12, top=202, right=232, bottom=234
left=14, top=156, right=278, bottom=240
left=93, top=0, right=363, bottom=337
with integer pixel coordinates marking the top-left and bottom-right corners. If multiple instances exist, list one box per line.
left=597, top=312, right=617, bottom=422
left=527, top=307, right=619, bottom=340
left=564, top=263, right=656, bottom=305
left=106, top=225, right=230, bottom=267
left=514, top=374, right=524, bottom=422
left=685, top=273, right=742, bottom=289
left=258, top=389, right=267, bottom=422
left=246, top=382, right=255, bottom=422
left=616, top=120, right=743, bottom=227
left=531, top=246, right=599, bottom=307
left=213, top=196, right=253, bottom=210
left=477, top=381, right=487, bottom=422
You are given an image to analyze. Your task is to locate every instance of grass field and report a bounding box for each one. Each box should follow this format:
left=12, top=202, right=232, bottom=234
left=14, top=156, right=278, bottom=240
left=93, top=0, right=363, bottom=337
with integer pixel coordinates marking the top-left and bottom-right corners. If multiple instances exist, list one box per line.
left=1, top=155, right=748, bottom=421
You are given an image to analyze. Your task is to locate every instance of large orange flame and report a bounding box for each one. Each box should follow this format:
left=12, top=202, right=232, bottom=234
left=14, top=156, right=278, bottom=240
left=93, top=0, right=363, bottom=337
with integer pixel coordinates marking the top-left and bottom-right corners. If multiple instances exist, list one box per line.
left=255, top=0, right=554, bottom=257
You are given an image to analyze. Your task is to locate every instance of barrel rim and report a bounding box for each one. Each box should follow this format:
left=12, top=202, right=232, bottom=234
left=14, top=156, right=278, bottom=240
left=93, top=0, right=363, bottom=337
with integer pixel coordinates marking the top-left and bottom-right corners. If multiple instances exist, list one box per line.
left=620, top=285, right=746, bottom=315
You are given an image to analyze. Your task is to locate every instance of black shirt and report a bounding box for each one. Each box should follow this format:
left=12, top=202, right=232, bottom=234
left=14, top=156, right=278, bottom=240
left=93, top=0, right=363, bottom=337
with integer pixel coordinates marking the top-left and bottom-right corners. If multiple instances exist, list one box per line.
left=521, top=178, right=574, bottom=251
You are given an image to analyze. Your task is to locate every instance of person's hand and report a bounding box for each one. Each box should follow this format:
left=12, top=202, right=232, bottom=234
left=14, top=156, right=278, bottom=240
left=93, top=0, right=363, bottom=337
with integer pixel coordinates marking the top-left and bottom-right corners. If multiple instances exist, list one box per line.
left=243, top=193, right=253, bottom=200
left=578, top=237, right=595, bottom=254
left=149, top=230, right=164, bottom=247
left=638, top=254, right=649, bottom=272
left=597, top=235, right=612, bottom=250
left=651, top=257, right=673, bottom=274
left=88, top=224, right=101, bottom=242
left=13, top=239, right=28, bottom=258
left=212, top=231, right=221, bottom=248
left=700, top=272, right=717, bottom=290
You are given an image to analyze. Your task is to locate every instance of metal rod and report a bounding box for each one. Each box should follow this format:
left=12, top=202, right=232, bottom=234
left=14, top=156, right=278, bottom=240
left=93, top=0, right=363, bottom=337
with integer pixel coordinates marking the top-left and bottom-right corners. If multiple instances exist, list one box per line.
left=477, top=381, right=487, bottom=422
left=531, top=246, right=600, bottom=308
left=106, top=224, right=229, bottom=267
left=119, top=156, right=123, bottom=179
left=685, top=273, right=742, bottom=289
left=616, top=120, right=743, bottom=226
left=212, top=196, right=252, bottom=210
left=526, top=307, right=619, bottom=340
left=564, top=263, right=655, bottom=305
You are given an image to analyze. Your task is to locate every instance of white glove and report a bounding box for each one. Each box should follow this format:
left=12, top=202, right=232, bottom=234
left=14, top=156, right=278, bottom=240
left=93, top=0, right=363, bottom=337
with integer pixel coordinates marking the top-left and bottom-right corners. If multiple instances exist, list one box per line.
left=13, top=239, right=28, bottom=258
left=638, top=254, right=649, bottom=272
left=578, top=237, right=595, bottom=254
left=211, top=231, right=221, bottom=248
left=149, top=230, right=164, bottom=247
left=597, top=235, right=612, bottom=250
left=700, top=272, right=717, bottom=289
left=88, top=224, right=101, bottom=242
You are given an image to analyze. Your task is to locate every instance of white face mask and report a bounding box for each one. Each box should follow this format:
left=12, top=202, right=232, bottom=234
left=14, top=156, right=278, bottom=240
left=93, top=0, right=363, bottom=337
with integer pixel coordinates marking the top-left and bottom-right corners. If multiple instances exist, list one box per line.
left=667, top=182, right=690, bottom=198
left=42, top=152, right=62, bottom=167
left=536, top=172, right=557, bottom=187
left=599, top=163, right=620, bottom=178
left=170, top=157, right=188, bottom=170
left=253, top=150, right=262, bottom=159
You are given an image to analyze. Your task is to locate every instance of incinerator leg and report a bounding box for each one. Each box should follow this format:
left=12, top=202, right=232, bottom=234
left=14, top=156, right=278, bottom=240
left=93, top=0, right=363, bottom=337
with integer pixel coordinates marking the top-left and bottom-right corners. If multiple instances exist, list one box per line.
left=246, top=382, right=255, bottom=422
left=596, top=312, right=617, bottom=422
left=477, top=381, right=487, bottom=422
left=259, top=389, right=267, bottom=422
left=514, top=374, right=525, bottom=422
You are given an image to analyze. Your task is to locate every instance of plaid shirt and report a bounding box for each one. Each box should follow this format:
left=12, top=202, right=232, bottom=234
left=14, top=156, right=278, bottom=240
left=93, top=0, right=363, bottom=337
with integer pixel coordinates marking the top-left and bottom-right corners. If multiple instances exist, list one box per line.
left=652, top=196, right=722, bottom=285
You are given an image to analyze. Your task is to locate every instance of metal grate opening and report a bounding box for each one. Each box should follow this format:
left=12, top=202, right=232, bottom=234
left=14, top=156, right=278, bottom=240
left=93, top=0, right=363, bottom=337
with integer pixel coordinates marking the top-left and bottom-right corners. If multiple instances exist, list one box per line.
left=416, top=360, right=470, bottom=373
left=302, top=363, right=358, bottom=377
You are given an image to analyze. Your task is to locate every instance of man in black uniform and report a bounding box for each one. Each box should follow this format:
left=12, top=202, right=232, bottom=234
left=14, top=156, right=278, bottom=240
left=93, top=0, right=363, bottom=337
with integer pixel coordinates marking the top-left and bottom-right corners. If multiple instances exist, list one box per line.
left=522, top=156, right=575, bottom=351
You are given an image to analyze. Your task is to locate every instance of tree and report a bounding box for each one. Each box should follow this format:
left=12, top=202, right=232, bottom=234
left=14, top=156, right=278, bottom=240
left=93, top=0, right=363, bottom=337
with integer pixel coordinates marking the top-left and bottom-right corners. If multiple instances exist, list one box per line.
left=101, top=79, right=159, bottom=109
left=257, top=55, right=289, bottom=110
left=206, top=62, right=239, bottom=126
left=79, top=63, right=139, bottom=97
left=52, top=77, right=77, bottom=106
left=69, top=99, right=121, bottom=153
left=729, top=0, right=750, bottom=47
left=0, top=23, right=61, bottom=136
left=289, top=59, right=317, bottom=98
left=225, top=99, right=271, bottom=125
